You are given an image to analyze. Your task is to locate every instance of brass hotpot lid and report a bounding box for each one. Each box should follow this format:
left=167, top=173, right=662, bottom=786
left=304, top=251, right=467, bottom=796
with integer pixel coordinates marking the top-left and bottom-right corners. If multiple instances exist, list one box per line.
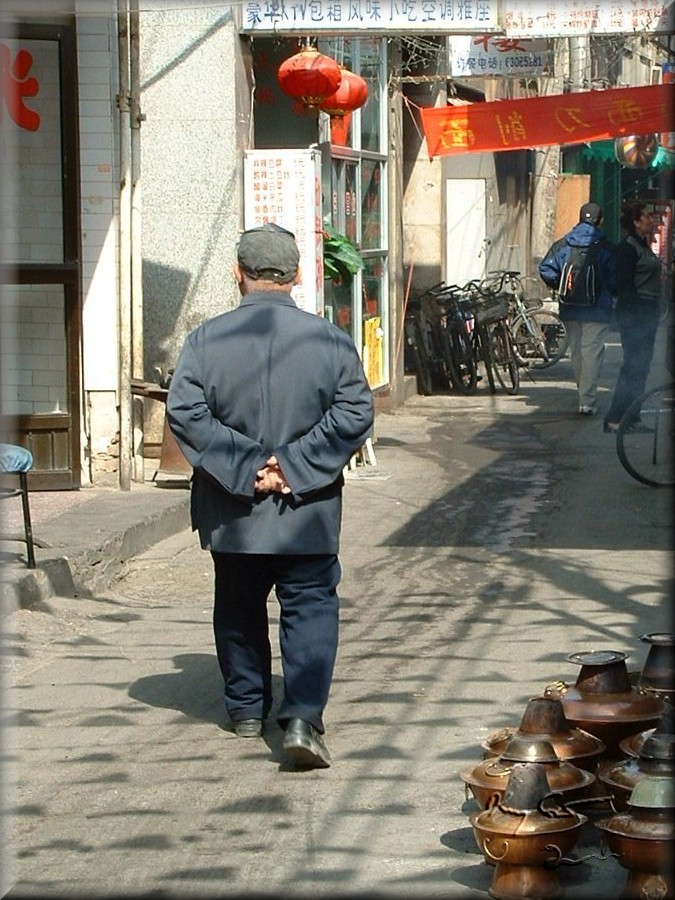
left=499, top=736, right=559, bottom=764
left=462, top=757, right=594, bottom=794
left=595, top=813, right=674, bottom=840
left=482, top=726, right=605, bottom=760
left=567, top=650, right=628, bottom=667
left=470, top=805, right=587, bottom=836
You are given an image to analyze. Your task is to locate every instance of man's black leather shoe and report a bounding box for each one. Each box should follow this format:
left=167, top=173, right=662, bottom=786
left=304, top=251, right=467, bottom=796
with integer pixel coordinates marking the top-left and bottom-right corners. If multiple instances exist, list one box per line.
left=283, top=718, right=331, bottom=768
left=233, top=718, right=263, bottom=738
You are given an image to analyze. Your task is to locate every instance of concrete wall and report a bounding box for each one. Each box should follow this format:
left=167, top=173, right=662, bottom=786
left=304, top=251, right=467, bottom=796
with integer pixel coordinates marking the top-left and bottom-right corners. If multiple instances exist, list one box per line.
left=77, top=11, right=119, bottom=482
left=402, top=83, right=445, bottom=293
left=139, top=9, right=244, bottom=371
left=402, top=82, right=532, bottom=294
left=138, top=6, right=249, bottom=443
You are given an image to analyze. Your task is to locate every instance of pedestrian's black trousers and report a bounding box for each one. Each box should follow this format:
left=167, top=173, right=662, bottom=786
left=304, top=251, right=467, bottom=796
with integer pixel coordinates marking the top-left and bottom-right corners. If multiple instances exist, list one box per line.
left=606, top=304, right=660, bottom=425
left=211, top=552, right=341, bottom=734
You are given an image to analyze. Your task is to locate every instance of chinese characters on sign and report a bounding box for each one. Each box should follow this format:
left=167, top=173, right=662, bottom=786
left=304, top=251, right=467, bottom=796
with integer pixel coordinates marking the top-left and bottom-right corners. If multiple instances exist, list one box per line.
left=244, top=150, right=324, bottom=315
left=1, top=44, right=40, bottom=131
left=240, top=0, right=500, bottom=33
left=504, top=0, right=674, bottom=36
left=421, top=84, right=675, bottom=158
left=448, top=34, right=553, bottom=77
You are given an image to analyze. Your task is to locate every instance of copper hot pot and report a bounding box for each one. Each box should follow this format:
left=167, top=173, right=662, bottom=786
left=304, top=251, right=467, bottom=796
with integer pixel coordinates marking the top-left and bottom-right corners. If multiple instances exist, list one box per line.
left=544, top=650, right=664, bottom=758
left=594, top=775, right=674, bottom=899
left=469, top=761, right=588, bottom=900
left=461, top=735, right=595, bottom=810
left=598, top=733, right=675, bottom=811
left=481, top=695, right=605, bottom=773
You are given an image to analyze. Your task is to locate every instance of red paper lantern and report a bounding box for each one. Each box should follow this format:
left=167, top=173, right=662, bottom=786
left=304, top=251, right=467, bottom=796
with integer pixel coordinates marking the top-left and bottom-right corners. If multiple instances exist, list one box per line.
left=277, top=46, right=342, bottom=108
left=318, top=66, right=368, bottom=117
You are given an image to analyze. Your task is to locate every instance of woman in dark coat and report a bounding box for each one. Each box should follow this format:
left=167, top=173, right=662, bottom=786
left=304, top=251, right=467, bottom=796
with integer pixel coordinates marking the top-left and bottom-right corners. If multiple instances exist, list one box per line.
left=604, top=201, right=663, bottom=432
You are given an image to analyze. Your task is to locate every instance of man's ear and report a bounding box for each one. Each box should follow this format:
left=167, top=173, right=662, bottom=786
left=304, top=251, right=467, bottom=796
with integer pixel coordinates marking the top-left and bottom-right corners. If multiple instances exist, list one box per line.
left=233, top=263, right=244, bottom=285
left=293, top=266, right=302, bottom=286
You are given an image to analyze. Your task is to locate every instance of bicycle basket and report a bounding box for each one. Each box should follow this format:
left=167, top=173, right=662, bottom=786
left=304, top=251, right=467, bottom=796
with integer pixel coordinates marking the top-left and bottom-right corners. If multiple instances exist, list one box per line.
left=439, top=292, right=472, bottom=323
left=473, top=295, right=509, bottom=326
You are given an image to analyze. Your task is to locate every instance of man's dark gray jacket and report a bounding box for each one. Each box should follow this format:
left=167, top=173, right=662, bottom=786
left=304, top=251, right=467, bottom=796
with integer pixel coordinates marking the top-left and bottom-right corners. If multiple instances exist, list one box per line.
left=167, top=290, right=374, bottom=555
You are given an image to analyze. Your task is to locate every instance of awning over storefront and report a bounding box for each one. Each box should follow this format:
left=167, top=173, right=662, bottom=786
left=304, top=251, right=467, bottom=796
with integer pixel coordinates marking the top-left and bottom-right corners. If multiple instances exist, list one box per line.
left=421, top=83, right=674, bottom=158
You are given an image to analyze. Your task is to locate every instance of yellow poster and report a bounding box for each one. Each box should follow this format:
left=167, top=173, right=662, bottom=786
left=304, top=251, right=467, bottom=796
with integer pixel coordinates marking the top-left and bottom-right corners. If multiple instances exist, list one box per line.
left=363, top=317, right=383, bottom=387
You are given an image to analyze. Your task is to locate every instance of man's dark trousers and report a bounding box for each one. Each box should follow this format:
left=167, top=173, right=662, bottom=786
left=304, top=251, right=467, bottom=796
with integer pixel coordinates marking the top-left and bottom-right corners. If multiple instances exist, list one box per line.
left=212, top=552, right=341, bottom=734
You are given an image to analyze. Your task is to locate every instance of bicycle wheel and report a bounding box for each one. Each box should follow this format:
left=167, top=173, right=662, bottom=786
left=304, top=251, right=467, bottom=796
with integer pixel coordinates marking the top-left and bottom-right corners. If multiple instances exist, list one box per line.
left=432, top=325, right=455, bottom=392
left=411, top=317, right=434, bottom=395
left=447, top=327, right=478, bottom=394
left=616, top=384, right=675, bottom=488
left=490, top=320, right=520, bottom=394
left=512, top=310, right=568, bottom=369
left=475, top=325, right=496, bottom=393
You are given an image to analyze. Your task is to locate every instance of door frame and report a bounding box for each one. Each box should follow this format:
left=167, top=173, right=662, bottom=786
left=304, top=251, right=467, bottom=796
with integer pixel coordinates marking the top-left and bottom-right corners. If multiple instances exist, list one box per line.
left=0, top=20, right=82, bottom=490
left=444, top=178, right=487, bottom=286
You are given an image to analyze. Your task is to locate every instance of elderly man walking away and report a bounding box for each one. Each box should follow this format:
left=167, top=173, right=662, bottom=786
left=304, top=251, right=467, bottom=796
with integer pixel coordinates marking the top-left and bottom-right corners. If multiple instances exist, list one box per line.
left=167, top=223, right=374, bottom=769
left=539, top=202, right=616, bottom=416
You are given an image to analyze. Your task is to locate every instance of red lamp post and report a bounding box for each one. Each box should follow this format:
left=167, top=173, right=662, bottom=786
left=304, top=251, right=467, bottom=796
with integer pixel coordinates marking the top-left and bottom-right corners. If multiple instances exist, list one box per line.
left=277, top=46, right=342, bottom=108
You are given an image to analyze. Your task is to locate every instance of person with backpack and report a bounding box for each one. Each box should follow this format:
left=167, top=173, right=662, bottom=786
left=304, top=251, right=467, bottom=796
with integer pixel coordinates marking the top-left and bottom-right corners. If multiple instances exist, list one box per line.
left=603, top=201, right=663, bottom=433
left=539, top=202, right=616, bottom=416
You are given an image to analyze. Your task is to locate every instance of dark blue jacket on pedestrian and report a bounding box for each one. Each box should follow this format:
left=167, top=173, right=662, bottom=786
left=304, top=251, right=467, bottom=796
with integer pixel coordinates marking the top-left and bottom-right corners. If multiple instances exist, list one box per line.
left=167, top=290, right=374, bottom=556
left=538, top=222, right=616, bottom=323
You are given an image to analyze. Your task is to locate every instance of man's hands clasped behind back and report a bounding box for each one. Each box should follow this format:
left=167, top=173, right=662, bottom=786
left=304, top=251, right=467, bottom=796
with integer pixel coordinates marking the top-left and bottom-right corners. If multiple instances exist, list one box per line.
left=255, top=454, right=291, bottom=495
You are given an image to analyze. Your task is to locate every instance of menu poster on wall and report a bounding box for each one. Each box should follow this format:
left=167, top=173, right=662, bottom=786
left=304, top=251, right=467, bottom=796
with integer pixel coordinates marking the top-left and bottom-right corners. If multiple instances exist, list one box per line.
left=244, top=149, right=324, bottom=316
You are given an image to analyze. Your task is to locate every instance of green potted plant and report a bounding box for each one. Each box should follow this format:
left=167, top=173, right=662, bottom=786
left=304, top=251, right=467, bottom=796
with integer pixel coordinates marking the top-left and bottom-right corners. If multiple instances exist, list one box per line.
left=322, top=222, right=364, bottom=286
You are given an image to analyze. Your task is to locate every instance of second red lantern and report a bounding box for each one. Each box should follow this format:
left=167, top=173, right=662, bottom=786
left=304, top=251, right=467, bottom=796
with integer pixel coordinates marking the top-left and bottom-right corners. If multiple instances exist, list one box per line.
left=319, top=66, right=368, bottom=117
left=277, top=46, right=342, bottom=108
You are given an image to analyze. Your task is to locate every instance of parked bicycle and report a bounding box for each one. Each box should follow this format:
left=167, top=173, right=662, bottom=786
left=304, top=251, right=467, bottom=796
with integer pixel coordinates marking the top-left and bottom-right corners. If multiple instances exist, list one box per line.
left=404, top=284, right=458, bottom=395
left=485, top=270, right=568, bottom=369
left=405, top=273, right=520, bottom=396
left=460, top=272, right=523, bottom=394
left=435, top=286, right=478, bottom=394
left=466, top=279, right=519, bottom=395
left=615, top=382, right=674, bottom=487
left=428, top=278, right=498, bottom=395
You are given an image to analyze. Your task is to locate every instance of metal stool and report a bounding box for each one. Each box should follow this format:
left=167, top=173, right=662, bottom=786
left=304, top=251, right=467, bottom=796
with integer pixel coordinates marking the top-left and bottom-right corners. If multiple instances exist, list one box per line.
left=0, top=443, right=36, bottom=568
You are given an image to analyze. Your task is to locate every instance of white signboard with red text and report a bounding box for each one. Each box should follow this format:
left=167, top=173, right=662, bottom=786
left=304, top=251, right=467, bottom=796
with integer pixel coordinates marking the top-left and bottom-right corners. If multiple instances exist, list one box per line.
left=504, top=0, right=673, bottom=36
left=239, top=0, right=673, bottom=34
left=240, top=0, right=501, bottom=33
left=244, top=149, right=324, bottom=316
left=448, top=34, right=553, bottom=77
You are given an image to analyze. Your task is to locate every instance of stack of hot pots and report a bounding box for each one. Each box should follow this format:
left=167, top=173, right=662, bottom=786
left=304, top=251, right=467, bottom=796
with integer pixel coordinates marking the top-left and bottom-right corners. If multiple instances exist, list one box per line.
left=461, top=634, right=674, bottom=900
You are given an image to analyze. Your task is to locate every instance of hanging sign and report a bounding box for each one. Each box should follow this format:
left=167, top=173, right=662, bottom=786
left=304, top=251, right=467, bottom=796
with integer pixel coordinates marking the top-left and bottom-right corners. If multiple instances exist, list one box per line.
left=504, top=0, right=674, bottom=36
left=240, top=0, right=501, bottom=33
left=421, top=83, right=675, bottom=158
left=448, top=34, right=553, bottom=78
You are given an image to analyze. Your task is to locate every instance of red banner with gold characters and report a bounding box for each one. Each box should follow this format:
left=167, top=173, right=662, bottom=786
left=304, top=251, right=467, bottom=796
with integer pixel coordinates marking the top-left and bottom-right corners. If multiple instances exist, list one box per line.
left=421, top=84, right=675, bottom=158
